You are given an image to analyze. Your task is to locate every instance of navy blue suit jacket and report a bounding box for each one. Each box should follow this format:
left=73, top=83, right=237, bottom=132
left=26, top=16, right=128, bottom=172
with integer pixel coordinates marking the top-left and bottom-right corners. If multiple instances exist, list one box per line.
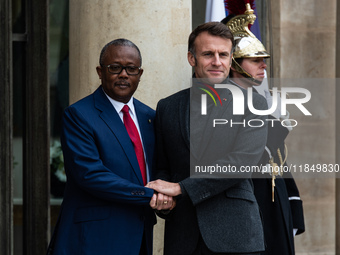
left=48, top=86, right=156, bottom=255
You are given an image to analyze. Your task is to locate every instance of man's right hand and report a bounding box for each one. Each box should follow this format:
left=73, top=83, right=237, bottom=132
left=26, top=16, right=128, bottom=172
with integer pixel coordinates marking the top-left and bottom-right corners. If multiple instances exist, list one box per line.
left=149, top=192, right=176, bottom=211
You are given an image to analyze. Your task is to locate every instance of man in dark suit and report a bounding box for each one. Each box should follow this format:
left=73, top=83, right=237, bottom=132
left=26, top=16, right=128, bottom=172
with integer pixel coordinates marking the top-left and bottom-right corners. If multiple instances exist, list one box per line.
left=47, top=39, right=163, bottom=255
left=146, top=22, right=268, bottom=254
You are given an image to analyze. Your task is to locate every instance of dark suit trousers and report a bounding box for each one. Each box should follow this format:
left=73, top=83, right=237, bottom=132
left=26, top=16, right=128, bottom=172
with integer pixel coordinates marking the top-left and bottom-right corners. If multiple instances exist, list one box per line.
left=192, top=234, right=260, bottom=255
left=139, top=231, right=148, bottom=255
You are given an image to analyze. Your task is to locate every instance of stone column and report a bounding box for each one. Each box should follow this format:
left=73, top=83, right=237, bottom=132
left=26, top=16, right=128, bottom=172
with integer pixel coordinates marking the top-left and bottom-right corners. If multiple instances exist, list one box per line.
left=336, top=0, right=340, bottom=252
left=69, top=0, right=192, bottom=108
left=69, top=1, right=192, bottom=254
left=279, top=0, right=337, bottom=254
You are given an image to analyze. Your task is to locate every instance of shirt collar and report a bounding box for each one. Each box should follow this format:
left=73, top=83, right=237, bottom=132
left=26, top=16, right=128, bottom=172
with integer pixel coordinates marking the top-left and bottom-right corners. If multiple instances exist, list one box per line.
left=102, top=88, right=136, bottom=117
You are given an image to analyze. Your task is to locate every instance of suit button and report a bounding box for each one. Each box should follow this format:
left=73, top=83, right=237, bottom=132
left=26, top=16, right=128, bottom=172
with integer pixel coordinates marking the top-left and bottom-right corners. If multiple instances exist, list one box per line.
left=131, top=191, right=136, bottom=195
left=140, top=191, right=145, bottom=195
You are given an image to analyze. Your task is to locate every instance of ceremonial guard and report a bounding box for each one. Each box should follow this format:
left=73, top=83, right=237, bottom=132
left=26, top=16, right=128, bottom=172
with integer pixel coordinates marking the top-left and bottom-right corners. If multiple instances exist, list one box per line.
left=223, top=1, right=305, bottom=254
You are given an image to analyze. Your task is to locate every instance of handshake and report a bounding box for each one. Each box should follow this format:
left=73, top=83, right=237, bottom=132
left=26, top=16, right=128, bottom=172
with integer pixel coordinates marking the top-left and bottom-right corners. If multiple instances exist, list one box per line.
left=145, top=179, right=182, bottom=211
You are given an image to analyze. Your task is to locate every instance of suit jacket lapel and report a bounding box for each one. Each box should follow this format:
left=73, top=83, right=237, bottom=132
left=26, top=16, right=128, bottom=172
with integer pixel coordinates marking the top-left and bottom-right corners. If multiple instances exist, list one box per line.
left=179, top=89, right=190, bottom=150
left=93, top=87, right=144, bottom=185
left=195, top=88, right=233, bottom=160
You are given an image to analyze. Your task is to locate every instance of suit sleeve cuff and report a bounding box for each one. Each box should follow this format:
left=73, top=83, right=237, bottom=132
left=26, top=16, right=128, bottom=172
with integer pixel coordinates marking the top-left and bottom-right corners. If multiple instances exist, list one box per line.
left=178, top=181, right=187, bottom=196
left=290, top=199, right=305, bottom=235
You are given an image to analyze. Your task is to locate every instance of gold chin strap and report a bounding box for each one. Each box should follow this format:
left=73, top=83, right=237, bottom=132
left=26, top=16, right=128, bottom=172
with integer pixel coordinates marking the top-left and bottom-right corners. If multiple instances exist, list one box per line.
left=232, top=57, right=262, bottom=85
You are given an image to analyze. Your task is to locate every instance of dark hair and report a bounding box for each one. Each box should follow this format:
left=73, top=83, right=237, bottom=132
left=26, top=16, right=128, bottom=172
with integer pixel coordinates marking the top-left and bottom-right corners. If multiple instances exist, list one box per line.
left=99, top=38, right=142, bottom=66
left=188, top=22, right=235, bottom=56
left=220, top=14, right=236, bottom=25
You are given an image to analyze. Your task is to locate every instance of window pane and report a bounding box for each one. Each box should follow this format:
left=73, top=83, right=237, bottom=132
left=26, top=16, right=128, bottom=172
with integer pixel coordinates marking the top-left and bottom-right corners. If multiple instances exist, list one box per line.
left=49, top=0, right=69, bottom=198
left=12, top=0, right=25, bottom=33
left=13, top=40, right=25, bottom=255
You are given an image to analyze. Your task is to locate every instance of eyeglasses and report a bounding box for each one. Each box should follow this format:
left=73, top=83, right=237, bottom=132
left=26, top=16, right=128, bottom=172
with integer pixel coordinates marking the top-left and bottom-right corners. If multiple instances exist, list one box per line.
left=101, top=64, right=141, bottom=75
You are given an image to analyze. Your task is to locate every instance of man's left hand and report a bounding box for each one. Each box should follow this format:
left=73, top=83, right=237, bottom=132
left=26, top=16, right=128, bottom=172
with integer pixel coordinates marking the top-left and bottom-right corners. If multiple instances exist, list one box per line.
left=146, top=179, right=182, bottom=197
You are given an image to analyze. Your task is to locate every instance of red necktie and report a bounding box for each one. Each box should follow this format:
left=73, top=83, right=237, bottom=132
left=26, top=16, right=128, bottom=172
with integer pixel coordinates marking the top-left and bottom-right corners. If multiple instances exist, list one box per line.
left=121, top=105, right=147, bottom=185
